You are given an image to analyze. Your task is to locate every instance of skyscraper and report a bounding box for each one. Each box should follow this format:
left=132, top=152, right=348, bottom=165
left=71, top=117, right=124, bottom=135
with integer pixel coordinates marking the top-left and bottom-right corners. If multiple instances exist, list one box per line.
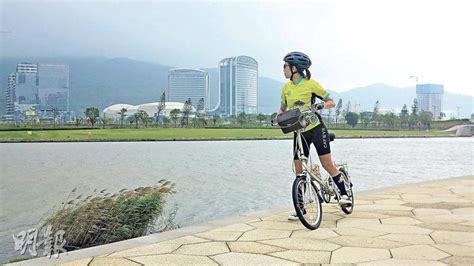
left=217, top=56, right=258, bottom=116
left=38, top=64, right=70, bottom=112
left=5, top=73, right=16, bottom=116
left=167, top=68, right=209, bottom=108
left=15, top=62, right=38, bottom=105
left=416, top=84, right=444, bottom=119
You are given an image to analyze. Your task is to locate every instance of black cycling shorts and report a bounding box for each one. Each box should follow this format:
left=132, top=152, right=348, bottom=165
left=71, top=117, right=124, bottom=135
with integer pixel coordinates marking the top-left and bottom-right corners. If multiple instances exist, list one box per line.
left=293, top=124, right=331, bottom=160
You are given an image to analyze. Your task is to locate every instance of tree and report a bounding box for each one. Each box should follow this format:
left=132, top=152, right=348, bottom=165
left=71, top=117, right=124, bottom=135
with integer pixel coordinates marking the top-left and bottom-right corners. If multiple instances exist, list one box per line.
left=85, top=107, right=100, bottom=127
left=401, top=104, right=409, bottom=117
left=400, top=104, right=409, bottom=129
left=212, top=113, right=220, bottom=126
left=360, top=112, right=371, bottom=128
left=156, top=92, right=166, bottom=126
left=118, top=108, right=127, bottom=128
left=335, top=98, right=343, bottom=126
left=170, top=109, right=180, bottom=127
left=49, top=106, right=59, bottom=128
left=411, top=98, right=418, bottom=117
left=195, top=98, right=205, bottom=127
left=75, top=116, right=82, bottom=127
left=101, top=113, right=111, bottom=129
left=345, top=112, right=359, bottom=128
left=137, top=110, right=149, bottom=128
left=439, top=112, right=446, bottom=120
left=257, top=113, right=266, bottom=125
left=181, top=98, right=192, bottom=127
left=237, top=112, right=247, bottom=127
left=133, top=112, right=141, bottom=128
left=419, top=111, right=432, bottom=130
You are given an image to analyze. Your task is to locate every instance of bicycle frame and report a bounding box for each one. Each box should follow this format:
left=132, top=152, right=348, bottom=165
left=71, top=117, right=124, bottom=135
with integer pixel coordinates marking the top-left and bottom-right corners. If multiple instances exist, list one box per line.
left=294, top=128, right=348, bottom=201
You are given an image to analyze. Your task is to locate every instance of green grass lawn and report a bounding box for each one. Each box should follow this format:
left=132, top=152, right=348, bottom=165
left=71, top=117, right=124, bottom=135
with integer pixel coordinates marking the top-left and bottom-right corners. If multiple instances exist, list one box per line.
left=0, top=128, right=455, bottom=142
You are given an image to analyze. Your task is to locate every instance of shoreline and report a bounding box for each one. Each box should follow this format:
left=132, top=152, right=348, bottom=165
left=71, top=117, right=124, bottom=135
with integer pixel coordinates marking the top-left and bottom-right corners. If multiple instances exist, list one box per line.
left=7, top=175, right=473, bottom=265
left=0, top=135, right=465, bottom=144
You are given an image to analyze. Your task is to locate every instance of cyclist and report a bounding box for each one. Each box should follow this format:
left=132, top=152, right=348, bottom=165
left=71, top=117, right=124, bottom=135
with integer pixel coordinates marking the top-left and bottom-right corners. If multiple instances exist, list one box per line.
left=274, top=51, right=350, bottom=220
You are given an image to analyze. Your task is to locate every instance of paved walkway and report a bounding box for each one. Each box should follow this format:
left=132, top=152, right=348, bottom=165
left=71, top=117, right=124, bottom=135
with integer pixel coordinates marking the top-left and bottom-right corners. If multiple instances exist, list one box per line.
left=12, top=176, right=474, bottom=265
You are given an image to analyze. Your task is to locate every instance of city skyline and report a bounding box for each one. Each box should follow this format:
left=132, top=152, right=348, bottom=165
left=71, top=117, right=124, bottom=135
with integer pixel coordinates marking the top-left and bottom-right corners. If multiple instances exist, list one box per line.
left=1, top=1, right=472, bottom=96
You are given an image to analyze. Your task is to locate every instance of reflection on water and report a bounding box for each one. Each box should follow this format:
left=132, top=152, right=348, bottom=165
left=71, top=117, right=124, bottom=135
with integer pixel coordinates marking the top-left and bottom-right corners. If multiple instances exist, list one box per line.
left=0, top=138, right=472, bottom=261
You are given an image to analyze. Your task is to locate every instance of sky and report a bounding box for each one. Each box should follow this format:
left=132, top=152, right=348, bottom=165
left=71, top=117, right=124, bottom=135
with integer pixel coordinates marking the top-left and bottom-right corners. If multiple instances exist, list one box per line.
left=1, top=0, right=473, bottom=95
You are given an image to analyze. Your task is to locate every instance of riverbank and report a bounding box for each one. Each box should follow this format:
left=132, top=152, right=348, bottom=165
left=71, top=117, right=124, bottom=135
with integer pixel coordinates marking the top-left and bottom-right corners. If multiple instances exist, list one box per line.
left=0, top=128, right=456, bottom=143
left=8, top=175, right=473, bottom=265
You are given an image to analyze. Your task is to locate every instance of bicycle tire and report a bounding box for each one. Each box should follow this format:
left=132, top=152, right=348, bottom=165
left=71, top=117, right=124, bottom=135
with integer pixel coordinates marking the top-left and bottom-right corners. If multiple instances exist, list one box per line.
left=339, top=168, right=354, bottom=214
left=292, top=175, right=323, bottom=230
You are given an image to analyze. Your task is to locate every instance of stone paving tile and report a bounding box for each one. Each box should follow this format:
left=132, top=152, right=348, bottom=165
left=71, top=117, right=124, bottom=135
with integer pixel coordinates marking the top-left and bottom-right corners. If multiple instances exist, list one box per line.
left=415, top=214, right=467, bottom=224
left=290, top=228, right=339, bottom=239
left=462, top=241, right=474, bottom=246
left=434, top=244, right=474, bottom=257
left=370, top=210, right=415, bottom=217
left=441, top=256, right=474, bottom=265
left=391, top=244, right=450, bottom=260
left=260, top=238, right=340, bottom=251
left=358, top=259, right=447, bottom=265
left=227, top=241, right=286, bottom=254
left=377, top=233, right=435, bottom=245
left=418, top=222, right=474, bottom=232
left=342, top=211, right=390, bottom=219
left=359, top=224, right=433, bottom=235
left=59, top=258, right=93, bottom=266
left=380, top=217, right=423, bottom=225
left=350, top=199, right=373, bottom=205
left=355, top=204, right=413, bottom=212
left=336, top=218, right=381, bottom=228
left=327, top=236, right=407, bottom=249
left=172, top=241, right=229, bottom=256
left=361, top=193, right=402, bottom=199
left=431, top=230, right=474, bottom=244
left=212, top=223, right=255, bottom=232
left=270, top=250, right=331, bottom=263
left=334, top=227, right=387, bottom=237
left=130, top=254, right=217, bottom=265
left=89, top=257, right=141, bottom=265
left=413, top=208, right=452, bottom=216
left=323, top=218, right=339, bottom=227
left=211, top=252, right=298, bottom=265
left=195, top=230, right=243, bottom=241
left=452, top=207, right=474, bottom=215
left=330, top=247, right=390, bottom=263
left=108, top=236, right=210, bottom=257
left=237, top=228, right=292, bottom=241
left=247, top=220, right=304, bottom=231
left=461, top=221, right=474, bottom=226
left=372, top=199, right=407, bottom=205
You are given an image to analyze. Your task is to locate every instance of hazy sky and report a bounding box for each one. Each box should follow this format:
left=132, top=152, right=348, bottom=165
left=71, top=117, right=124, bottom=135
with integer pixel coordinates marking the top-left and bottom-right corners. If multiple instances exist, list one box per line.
left=1, top=0, right=473, bottom=95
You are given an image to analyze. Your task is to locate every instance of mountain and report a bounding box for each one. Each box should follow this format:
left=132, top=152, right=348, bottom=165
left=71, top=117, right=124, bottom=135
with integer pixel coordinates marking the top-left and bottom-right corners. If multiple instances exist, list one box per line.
left=1, top=57, right=472, bottom=118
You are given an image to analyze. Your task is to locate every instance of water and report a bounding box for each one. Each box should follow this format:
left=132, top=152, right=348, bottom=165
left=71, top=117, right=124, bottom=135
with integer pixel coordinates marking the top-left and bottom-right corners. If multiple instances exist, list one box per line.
left=0, top=138, right=473, bottom=261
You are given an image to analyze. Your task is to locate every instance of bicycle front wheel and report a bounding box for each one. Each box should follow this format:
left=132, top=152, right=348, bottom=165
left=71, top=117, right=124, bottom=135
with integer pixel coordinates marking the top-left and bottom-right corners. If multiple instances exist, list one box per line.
left=292, top=175, right=323, bottom=230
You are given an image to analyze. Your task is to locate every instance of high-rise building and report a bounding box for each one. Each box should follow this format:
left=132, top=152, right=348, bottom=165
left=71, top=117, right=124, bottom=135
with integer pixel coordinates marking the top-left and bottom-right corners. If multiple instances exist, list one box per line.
left=416, top=84, right=444, bottom=119
left=15, top=62, right=38, bottom=105
left=167, top=68, right=209, bottom=108
left=38, top=64, right=70, bottom=112
left=217, top=56, right=258, bottom=116
left=5, top=73, right=16, bottom=116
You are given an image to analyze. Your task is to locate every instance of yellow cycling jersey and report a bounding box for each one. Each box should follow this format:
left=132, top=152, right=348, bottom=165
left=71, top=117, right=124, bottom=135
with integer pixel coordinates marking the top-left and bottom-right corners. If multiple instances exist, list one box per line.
left=280, top=78, right=330, bottom=131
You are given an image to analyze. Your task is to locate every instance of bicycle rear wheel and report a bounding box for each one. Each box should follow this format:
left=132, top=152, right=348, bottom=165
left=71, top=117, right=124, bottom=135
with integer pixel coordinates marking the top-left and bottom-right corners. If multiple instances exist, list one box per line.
left=339, top=168, right=354, bottom=214
left=292, top=175, right=322, bottom=230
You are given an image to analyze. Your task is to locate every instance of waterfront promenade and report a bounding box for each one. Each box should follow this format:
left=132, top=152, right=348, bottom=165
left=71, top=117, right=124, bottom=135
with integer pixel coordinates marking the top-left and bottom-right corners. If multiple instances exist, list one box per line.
left=10, top=175, right=473, bottom=265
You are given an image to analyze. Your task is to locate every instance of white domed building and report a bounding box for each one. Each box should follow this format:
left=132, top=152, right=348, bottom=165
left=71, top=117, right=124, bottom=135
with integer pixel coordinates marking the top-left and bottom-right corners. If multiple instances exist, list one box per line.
left=102, top=102, right=196, bottom=120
